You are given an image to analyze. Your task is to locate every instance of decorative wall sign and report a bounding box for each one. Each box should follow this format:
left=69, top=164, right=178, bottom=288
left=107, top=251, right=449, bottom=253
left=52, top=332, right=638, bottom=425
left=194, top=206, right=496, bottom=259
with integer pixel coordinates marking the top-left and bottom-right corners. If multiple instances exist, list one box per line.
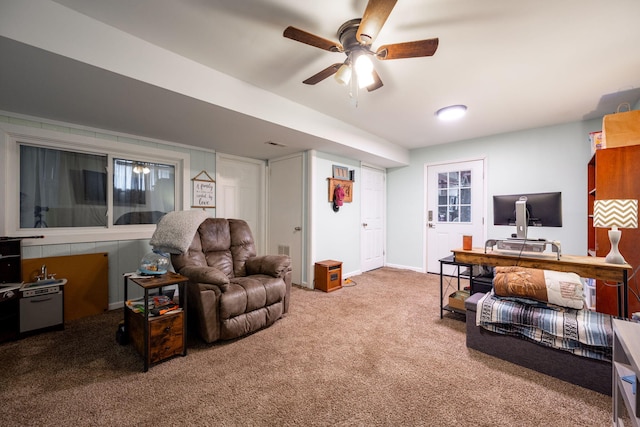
left=191, top=170, right=215, bottom=208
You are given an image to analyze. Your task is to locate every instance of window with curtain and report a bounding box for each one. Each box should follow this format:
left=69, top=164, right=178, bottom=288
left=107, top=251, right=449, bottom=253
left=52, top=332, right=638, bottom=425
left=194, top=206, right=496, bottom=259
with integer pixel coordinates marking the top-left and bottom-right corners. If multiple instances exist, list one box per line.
left=19, top=145, right=175, bottom=228
left=20, top=145, right=108, bottom=228
left=112, top=158, right=175, bottom=225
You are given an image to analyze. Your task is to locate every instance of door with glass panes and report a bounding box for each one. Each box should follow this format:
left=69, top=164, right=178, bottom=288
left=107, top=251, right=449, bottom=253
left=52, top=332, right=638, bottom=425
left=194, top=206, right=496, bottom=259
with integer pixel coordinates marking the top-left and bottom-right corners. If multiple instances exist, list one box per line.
left=426, top=160, right=485, bottom=274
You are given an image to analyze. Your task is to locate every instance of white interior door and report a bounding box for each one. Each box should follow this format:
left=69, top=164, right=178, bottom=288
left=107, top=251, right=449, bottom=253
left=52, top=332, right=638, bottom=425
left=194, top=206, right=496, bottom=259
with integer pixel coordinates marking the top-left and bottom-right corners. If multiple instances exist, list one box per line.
left=216, top=154, right=265, bottom=254
left=426, top=159, right=485, bottom=274
left=268, top=154, right=303, bottom=285
left=361, top=166, right=385, bottom=272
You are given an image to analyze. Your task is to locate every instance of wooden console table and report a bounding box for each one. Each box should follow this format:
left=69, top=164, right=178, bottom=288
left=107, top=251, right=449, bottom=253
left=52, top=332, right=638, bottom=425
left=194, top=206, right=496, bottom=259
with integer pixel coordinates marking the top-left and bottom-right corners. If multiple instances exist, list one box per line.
left=452, top=248, right=632, bottom=317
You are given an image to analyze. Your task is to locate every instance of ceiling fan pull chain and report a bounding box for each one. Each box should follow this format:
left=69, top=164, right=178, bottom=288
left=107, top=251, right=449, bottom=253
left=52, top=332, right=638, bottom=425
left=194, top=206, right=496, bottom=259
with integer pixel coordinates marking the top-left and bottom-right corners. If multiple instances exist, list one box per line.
left=349, top=70, right=359, bottom=108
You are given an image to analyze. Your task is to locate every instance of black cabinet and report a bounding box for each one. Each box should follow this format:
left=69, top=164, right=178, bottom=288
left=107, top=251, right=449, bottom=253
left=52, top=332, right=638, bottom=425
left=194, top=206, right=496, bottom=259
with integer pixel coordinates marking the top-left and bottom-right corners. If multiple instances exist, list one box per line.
left=0, top=239, right=22, bottom=342
left=0, top=239, right=21, bottom=283
left=470, top=274, right=493, bottom=295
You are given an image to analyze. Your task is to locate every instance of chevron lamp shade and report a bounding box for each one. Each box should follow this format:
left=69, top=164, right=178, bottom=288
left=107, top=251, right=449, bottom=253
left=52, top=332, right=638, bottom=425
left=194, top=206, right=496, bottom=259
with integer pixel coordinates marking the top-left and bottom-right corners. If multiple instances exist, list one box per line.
left=593, top=199, right=638, bottom=229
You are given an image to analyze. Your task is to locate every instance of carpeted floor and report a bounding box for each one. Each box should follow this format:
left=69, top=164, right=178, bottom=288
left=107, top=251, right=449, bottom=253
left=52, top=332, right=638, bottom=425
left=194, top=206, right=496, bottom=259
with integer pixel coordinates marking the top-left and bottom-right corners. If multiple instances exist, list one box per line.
left=0, top=268, right=612, bottom=426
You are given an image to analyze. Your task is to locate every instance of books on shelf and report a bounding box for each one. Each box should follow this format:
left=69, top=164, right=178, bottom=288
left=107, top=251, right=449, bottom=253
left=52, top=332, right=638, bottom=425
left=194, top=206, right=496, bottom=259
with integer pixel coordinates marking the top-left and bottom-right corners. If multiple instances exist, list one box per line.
left=622, top=375, right=637, bottom=394
left=125, top=296, right=182, bottom=317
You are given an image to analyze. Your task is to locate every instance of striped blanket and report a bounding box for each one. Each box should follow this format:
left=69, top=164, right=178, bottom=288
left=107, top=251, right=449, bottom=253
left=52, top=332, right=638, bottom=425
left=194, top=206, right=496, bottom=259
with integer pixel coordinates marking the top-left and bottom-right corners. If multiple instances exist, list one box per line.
left=476, top=292, right=614, bottom=361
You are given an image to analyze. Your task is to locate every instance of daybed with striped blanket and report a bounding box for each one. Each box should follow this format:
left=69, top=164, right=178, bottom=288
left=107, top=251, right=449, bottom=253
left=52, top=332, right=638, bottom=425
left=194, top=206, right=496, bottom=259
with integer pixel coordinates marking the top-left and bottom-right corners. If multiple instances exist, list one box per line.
left=476, top=292, right=614, bottom=361
left=465, top=266, right=614, bottom=395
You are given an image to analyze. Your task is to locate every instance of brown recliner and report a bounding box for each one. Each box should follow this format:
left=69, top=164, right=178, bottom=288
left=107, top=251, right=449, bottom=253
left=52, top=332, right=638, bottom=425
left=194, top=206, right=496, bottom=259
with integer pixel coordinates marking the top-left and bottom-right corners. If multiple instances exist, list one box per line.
left=171, top=218, right=292, bottom=343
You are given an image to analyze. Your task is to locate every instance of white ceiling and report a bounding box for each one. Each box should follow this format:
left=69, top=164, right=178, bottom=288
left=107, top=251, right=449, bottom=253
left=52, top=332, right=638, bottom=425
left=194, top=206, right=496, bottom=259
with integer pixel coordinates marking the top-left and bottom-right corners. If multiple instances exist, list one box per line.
left=1, top=0, right=639, bottom=168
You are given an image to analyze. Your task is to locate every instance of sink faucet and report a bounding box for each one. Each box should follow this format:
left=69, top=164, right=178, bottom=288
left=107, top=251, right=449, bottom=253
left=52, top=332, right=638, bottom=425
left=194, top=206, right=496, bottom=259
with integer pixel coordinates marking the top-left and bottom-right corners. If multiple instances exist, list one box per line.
left=36, top=264, right=56, bottom=281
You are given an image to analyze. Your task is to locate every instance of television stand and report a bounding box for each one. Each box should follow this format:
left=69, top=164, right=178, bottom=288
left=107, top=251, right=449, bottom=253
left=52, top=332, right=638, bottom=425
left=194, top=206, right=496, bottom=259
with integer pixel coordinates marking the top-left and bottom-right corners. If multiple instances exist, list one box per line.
left=484, top=238, right=561, bottom=260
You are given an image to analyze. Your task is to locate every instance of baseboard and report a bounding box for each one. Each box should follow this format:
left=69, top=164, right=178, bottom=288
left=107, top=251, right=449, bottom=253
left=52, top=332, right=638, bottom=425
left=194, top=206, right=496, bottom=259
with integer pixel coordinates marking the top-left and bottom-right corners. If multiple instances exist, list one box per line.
left=342, top=269, right=361, bottom=280
left=383, top=263, right=425, bottom=273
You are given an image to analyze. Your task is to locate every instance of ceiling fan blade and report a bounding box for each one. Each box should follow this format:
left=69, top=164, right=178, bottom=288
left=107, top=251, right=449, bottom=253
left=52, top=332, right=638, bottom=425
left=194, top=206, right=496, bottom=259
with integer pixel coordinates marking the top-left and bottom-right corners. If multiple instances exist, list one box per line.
left=283, top=26, right=343, bottom=52
left=366, top=69, right=384, bottom=92
left=376, top=38, right=439, bottom=60
left=357, top=0, right=398, bottom=45
left=302, top=63, right=343, bottom=85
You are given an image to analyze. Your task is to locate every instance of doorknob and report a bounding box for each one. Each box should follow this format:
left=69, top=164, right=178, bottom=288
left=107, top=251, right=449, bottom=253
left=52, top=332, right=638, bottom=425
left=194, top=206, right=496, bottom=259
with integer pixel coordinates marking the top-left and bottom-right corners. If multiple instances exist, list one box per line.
left=428, top=222, right=435, bottom=228
left=294, top=226, right=301, bottom=231
left=362, top=223, right=368, bottom=227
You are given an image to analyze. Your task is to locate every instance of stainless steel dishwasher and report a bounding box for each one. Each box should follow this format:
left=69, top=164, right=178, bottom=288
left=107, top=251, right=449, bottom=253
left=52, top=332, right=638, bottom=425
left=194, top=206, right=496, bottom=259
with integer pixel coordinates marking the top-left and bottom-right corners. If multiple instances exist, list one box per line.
left=19, top=282, right=65, bottom=334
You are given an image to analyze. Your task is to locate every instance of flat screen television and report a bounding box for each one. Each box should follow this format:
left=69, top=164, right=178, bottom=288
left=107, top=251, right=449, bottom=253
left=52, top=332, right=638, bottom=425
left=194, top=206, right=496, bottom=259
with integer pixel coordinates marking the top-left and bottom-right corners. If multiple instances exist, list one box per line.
left=83, top=169, right=107, bottom=204
left=493, top=192, right=562, bottom=229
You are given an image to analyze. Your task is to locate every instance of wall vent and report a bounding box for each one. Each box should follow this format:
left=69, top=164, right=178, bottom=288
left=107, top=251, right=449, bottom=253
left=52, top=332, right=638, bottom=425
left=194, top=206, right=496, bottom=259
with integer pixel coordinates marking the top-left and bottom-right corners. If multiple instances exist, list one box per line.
left=278, top=245, right=290, bottom=256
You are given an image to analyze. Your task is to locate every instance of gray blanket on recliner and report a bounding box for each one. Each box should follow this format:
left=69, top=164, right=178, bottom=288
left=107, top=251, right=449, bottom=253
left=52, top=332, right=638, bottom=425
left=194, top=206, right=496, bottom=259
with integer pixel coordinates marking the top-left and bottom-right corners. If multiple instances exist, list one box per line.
left=149, top=210, right=209, bottom=254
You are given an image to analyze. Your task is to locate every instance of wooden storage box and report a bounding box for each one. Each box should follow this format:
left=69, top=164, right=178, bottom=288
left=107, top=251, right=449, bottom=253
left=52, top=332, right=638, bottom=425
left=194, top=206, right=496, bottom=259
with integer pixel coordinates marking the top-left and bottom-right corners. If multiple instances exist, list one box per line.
left=448, top=290, right=470, bottom=311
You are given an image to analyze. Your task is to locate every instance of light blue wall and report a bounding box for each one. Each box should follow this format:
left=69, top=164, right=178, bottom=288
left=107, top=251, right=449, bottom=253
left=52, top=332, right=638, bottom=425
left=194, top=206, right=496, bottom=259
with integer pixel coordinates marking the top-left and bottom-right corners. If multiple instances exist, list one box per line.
left=386, top=118, right=604, bottom=271
left=312, top=152, right=361, bottom=278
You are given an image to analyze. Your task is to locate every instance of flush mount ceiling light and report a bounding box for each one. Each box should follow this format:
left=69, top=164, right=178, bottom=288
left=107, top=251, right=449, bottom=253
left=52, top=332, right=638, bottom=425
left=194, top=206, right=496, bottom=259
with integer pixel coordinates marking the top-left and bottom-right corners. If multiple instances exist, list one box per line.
left=436, top=105, right=468, bottom=121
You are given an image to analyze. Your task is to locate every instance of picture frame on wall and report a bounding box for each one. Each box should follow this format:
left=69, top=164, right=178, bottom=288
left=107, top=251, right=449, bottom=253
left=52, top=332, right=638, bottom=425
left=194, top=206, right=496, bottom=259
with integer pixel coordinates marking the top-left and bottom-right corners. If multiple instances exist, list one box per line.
left=332, top=165, right=349, bottom=180
left=191, top=170, right=215, bottom=208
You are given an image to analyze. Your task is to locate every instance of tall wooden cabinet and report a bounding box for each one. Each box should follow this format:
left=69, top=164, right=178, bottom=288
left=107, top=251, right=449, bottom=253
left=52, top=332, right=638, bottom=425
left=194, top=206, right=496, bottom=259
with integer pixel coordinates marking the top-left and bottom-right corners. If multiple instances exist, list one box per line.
left=587, top=145, right=640, bottom=317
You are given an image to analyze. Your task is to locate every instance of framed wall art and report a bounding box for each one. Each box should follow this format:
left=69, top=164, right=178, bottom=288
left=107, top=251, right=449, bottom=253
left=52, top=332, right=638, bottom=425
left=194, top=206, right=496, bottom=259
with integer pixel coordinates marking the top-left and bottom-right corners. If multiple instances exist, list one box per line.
left=332, top=165, right=349, bottom=180
left=191, top=170, right=215, bottom=208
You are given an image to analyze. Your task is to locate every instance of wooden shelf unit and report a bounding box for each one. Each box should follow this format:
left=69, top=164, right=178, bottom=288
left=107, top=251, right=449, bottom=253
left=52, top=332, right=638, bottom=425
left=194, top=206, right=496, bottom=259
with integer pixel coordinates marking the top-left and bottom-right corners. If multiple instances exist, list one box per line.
left=587, top=145, right=640, bottom=317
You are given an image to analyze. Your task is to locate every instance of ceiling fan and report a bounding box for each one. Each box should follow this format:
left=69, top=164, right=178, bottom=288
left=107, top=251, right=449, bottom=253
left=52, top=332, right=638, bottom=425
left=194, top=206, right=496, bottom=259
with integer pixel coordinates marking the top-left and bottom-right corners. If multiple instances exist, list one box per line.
left=283, top=0, right=439, bottom=92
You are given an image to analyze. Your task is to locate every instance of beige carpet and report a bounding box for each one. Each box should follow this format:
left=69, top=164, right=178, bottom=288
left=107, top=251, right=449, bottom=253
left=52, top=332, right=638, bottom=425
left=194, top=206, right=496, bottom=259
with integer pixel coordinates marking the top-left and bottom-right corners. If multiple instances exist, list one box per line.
left=0, top=268, right=611, bottom=426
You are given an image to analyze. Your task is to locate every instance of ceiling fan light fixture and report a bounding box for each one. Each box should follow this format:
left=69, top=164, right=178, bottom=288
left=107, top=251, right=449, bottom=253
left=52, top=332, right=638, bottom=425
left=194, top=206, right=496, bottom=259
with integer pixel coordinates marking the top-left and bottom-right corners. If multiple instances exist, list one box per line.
left=133, top=162, right=151, bottom=174
left=354, top=53, right=373, bottom=75
left=357, top=70, right=375, bottom=89
left=284, top=1, right=440, bottom=95
left=334, top=64, right=352, bottom=86
left=436, top=105, right=468, bottom=121
left=354, top=54, right=375, bottom=89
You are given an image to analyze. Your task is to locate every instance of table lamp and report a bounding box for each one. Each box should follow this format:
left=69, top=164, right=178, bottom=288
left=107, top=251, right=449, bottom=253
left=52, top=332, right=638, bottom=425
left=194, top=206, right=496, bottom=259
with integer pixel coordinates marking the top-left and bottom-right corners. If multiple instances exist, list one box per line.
left=593, top=199, right=638, bottom=264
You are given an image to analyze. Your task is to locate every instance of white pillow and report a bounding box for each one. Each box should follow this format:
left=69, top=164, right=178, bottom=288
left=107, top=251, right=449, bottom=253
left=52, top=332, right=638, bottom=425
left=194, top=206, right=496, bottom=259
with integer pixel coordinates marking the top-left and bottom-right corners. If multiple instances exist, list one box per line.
left=543, top=270, right=585, bottom=310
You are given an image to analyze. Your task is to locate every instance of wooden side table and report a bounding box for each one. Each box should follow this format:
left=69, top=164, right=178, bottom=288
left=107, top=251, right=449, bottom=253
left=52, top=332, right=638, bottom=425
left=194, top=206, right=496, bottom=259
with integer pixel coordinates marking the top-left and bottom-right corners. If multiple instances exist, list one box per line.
left=123, top=272, right=188, bottom=371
